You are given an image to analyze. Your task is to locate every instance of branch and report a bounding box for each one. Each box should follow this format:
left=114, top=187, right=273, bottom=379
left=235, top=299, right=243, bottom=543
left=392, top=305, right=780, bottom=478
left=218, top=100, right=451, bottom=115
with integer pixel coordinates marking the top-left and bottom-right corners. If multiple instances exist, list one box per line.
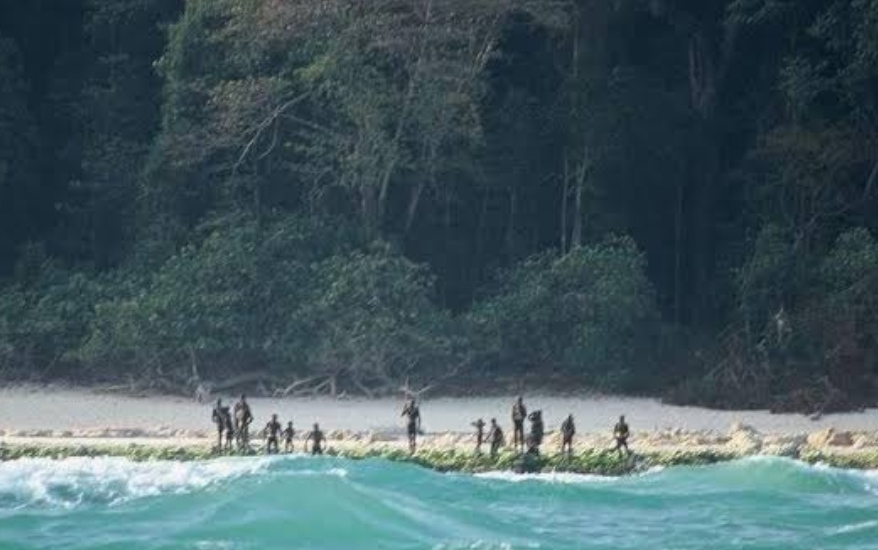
left=232, top=92, right=312, bottom=175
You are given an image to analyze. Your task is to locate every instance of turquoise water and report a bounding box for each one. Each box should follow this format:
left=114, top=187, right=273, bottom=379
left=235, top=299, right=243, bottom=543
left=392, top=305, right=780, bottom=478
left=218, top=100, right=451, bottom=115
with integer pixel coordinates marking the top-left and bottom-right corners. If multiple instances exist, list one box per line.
left=0, top=456, right=876, bottom=549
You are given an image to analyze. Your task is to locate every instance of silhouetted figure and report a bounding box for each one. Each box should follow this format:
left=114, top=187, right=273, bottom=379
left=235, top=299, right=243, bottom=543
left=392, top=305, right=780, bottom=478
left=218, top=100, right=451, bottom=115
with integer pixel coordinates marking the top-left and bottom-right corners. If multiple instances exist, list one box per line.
left=471, top=418, right=486, bottom=454
left=401, top=398, right=421, bottom=454
left=511, top=396, right=527, bottom=452
left=526, top=410, right=544, bottom=455
left=211, top=399, right=226, bottom=449
left=613, top=415, right=632, bottom=458
left=264, top=414, right=282, bottom=454
left=282, top=421, right=295, bottom=453
left=223, top=410, right=235, bottom=450
left=560, top=414, right=575, bottom=455
left=306, top=423, right=325, bottom=455
left=488, top=418, right=505, bottom=459
left=234, top=395, right=253, bottom=450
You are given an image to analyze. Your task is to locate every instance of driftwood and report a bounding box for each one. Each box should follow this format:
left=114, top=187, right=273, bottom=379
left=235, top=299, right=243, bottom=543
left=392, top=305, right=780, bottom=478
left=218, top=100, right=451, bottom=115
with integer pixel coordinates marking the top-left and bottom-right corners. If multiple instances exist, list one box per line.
left=209, top=371, right=273, bottom=392
left=273, top=376, right=322, bottom=397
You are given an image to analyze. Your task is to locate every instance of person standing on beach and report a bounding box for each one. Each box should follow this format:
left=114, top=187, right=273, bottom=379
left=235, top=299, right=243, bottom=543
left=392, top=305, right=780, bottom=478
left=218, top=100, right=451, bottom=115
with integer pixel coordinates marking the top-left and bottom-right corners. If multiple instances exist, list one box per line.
left=234, top=395, right=253, bottom=450
left=613, top=415, right=632, bottom=458
left=211, top=399, right=226, bottom=450
left=401, top=398, right=421, bottom=454
left=223, top=409, right=235, bottom=450
left=526, top=410, right=544, bottom=455
left=511, top=396, right=527, bottom=452
left=488, top=418, right=505, bottom=459
left=305, top=423, right=325, bottom=455
left=263, top=414, right=282, bottom=454
left=282, top=421, right=295, bottom=453
left=560, top=414, right=575, bottom=455
left=471, top=418, right=486, bottom=454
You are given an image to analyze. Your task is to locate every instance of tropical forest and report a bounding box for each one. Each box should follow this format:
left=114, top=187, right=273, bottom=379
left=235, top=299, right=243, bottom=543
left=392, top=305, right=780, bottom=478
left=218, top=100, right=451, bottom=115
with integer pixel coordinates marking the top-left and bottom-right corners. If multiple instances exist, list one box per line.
left=1, top=0, right=877, bottom=413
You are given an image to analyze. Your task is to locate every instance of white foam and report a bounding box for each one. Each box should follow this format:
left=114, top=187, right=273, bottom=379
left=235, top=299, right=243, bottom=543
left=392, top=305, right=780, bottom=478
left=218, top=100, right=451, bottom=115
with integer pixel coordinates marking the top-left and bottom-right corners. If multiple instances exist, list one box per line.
left=829, top=519, right=878, bottom=535
left=474, top=471, right=615, bottom=484
left=0, top=456, right=273, bottom=508
left=472, top=465, right=664, bottom=485
left=433, top=542, right=539, bottom=550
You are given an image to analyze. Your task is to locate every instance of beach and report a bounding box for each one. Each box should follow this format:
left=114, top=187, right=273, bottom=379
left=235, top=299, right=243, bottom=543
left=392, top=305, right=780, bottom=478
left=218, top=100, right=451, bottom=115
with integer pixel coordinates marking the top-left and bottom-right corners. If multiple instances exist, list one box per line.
left=1, top=385, right=877, bottom=461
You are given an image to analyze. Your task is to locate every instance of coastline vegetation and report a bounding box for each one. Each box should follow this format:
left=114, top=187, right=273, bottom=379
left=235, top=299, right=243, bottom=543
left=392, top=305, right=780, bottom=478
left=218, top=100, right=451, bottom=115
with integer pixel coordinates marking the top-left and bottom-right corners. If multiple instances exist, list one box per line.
left=1, top=1, right=878, bottom=412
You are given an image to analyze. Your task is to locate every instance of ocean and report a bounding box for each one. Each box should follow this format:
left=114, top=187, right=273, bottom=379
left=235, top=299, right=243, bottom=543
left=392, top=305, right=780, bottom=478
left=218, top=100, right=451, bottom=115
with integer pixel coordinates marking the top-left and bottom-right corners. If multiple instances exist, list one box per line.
left=0, top=455, right=875, bottom=549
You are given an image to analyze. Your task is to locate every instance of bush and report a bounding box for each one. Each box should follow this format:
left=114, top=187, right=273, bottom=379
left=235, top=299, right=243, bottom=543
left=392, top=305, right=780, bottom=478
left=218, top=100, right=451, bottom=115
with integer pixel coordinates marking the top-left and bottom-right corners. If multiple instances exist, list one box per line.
left=469, top=236, right=660, bottom=390
left=0, top=262, right=108, bottom=378
left=77, top=214, right=460, bottom=393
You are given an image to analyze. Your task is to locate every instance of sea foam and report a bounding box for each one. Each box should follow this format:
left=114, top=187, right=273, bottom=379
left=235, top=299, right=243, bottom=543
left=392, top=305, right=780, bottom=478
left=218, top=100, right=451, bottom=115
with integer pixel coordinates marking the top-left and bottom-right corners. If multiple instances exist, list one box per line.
left=0, top=456, right=273, bottom=508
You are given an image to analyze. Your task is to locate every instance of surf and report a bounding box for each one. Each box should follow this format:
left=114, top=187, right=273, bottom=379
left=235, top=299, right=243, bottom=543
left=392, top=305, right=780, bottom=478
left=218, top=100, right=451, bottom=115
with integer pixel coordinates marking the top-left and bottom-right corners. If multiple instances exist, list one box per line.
left=1, top=456, right=876, bottom=550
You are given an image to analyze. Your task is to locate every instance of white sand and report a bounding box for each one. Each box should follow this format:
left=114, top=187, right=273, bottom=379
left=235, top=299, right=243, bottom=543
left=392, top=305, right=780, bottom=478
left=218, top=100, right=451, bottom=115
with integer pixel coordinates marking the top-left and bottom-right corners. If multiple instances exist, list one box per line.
left=1, top=385, right=876, bottom=437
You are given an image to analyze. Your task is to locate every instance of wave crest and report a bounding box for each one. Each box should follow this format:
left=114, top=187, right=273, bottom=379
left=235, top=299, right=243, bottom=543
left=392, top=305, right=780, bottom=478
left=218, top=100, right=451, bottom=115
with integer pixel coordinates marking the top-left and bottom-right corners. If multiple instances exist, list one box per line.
left=0, top=456, right=273, bottom=509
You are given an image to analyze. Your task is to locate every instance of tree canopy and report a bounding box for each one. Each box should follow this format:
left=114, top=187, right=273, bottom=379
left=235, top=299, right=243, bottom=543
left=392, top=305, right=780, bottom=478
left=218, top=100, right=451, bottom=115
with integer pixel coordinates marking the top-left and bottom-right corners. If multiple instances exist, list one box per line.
left=1, top=0, right=877, bottom=410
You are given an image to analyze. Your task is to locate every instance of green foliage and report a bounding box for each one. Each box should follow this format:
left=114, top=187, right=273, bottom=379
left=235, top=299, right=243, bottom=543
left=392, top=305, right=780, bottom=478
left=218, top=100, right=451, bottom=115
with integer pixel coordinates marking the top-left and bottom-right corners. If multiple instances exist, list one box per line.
left=3, top=0, right=878, bottom=409
left=0, top=35, right=39, bottom=273
left=80, top=215, right=358, bottom=376
left=304, top=245, right=462, bottom=386
left=470, top=237, right=660, bottom=388
left=0, top=262, right=107, bottom=377
left=736, top=224, right=800, bottom=331
left=74, top=214, right=459, bottom=390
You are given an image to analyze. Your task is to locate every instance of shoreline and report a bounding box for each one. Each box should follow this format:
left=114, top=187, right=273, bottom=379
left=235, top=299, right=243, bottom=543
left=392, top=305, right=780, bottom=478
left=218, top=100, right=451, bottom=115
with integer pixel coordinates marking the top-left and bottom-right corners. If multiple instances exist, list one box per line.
left=2, top=424, right=878, bottom=475
left=2, top=384, right=878, bottom=473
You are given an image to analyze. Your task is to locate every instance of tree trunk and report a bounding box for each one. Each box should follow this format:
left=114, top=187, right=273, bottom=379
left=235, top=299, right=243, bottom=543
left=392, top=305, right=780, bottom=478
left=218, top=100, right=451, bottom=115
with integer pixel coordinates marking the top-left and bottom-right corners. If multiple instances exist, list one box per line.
left=361, top=185, right=380, bottom=239
left=506, top=187, right=517, bottom=258
left=561, top=155, right=569, bottom=254
left=404, top=181, right=424, bottom=235
left=673, top=178, right=684, bottom=326
left=571, top=160, right=585, bottom=249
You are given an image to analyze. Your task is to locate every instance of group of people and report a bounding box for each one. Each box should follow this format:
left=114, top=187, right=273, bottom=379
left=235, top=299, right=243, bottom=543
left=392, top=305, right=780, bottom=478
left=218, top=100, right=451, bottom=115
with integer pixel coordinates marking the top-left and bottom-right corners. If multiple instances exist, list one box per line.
left=414, top=395, right=633, bottom=459
left=467, top=397, right=630, bottom=459
left=211, top=395, right=326, bottom=455
left=212, top=394, right=633, bottom=459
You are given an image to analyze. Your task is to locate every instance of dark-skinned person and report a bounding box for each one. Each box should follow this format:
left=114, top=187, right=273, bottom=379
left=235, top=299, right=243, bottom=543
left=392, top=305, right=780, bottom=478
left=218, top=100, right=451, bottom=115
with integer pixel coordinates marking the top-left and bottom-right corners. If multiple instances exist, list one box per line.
left=511, top=396, right=527, bottom=452
left=233, top=394, right=254, bottom=450
left=613, top=415, right=633, bottom=458
left=471, top=418, right=486, bottom=454
left=305, top=423, right=325, bottom=455
left=401, top=398, right=421, bottom=454
left=560, top=414, right=575, bottom=455
left=488, top=418, right=505, bottom=459
left=263, top=413, right=282, bottom=454
left=282, top=421, right=295, bottom=453
left=526, top=410, right=544, bottom=455
left=211, top=399, right=226, bottom=450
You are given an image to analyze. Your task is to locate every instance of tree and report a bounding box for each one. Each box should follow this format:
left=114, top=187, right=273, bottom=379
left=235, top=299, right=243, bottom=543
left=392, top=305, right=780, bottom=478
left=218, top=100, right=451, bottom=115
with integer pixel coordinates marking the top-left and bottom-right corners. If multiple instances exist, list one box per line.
left=470, top=236, right=660, bottom=389
left=0, top=36, right=40, bottom=277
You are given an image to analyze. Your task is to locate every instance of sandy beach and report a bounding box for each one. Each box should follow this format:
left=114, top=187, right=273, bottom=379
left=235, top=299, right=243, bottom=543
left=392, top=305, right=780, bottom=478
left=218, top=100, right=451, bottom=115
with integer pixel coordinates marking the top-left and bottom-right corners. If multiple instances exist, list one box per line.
left=0, top=385, right=876, bottom=460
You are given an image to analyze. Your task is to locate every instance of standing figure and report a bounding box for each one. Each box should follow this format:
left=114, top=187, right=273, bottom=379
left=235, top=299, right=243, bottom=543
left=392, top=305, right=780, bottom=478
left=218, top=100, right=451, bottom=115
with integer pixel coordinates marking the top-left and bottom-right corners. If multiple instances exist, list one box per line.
left=471, top=418, right=486, bottom=454
left=560, top=414, right=575, bottom=455
left=282, top=421, right=295, bottom=453
left=234, top=394, right=254, bottom=450
left=401, top=398, right=421, bottom=454
left=613, top=415, right=632, bottom=458
left=306, top=423, right=325, bottom=455
left=526, top=410, right=544, bottom=455
left=223, top=408, right=235, bottom=450
left=511, top=396, right=527, bottom=452
left=211, top=399, right=226, bottom=450
left=488, top=418, right=505, bottom=459
left=263, top=413, right=282, bottom=454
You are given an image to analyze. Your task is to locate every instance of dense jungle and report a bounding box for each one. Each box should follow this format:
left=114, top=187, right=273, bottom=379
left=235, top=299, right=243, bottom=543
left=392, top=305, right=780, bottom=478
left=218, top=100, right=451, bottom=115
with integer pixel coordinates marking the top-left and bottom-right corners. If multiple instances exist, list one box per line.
left=1, top=0, right=877, bottom=412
